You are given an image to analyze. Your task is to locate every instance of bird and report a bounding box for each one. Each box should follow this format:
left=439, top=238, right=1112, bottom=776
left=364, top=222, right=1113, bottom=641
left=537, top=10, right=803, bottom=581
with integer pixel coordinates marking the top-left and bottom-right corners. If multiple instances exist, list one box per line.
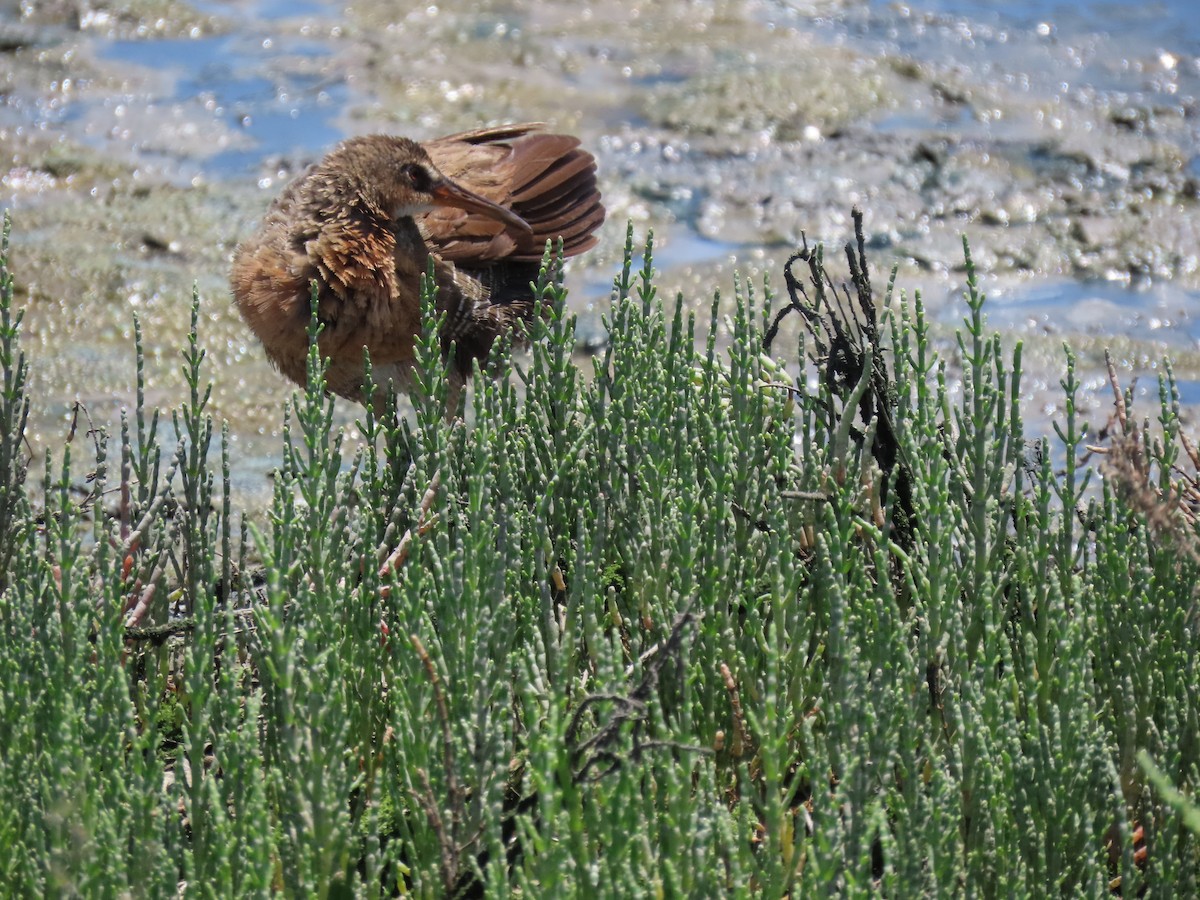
left=231, top=123, right=605, bottom=408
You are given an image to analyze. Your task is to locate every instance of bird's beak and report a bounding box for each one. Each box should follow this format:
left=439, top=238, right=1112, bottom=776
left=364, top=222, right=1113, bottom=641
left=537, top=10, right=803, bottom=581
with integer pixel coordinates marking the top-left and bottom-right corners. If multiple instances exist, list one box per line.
left=431, top=178, right=533, bottom=234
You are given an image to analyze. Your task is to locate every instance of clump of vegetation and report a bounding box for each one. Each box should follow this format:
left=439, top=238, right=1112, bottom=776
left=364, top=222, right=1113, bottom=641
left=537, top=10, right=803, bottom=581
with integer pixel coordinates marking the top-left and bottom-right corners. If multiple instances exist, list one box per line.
left=0, top=209, right=1196, bottom=896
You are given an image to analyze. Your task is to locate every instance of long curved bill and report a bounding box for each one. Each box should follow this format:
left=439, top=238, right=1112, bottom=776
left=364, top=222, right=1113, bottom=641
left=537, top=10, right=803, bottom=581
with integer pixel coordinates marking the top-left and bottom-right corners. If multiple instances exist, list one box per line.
left=431, top=178, right=533, bottom=234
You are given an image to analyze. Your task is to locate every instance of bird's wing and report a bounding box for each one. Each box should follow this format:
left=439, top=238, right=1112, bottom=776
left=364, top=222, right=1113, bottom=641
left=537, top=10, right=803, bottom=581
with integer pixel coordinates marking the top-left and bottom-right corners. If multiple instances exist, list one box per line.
left=421, top=124, right=605, bottom=265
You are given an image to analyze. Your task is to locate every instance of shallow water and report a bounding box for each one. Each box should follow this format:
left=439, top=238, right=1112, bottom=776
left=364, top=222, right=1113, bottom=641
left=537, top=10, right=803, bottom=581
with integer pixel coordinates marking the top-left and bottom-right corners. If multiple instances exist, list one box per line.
left=96, top=32, right=346, bottom=175
left=882, top=0, right=1198, bottom=56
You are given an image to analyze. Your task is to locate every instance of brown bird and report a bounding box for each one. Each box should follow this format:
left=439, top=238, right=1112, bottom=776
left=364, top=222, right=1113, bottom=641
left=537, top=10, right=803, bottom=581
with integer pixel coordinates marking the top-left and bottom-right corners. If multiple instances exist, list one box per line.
left=231, top=123, right=604, bottom=407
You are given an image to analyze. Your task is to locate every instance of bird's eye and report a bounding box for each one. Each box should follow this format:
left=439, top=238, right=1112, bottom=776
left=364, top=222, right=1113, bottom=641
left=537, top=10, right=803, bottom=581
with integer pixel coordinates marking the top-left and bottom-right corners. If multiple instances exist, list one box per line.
left=401, top=163, right=434, bottom=193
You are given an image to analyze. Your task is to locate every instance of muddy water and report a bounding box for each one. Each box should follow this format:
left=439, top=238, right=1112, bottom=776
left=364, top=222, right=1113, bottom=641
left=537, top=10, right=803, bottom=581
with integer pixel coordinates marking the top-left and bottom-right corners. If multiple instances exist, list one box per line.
left=2, top=0, right=1200, bottom=506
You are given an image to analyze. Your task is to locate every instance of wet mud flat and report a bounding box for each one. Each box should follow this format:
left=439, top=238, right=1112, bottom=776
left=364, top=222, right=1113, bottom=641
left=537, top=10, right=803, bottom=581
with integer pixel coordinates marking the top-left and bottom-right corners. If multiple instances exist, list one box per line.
left=2, top=0, right=1199, bottom=505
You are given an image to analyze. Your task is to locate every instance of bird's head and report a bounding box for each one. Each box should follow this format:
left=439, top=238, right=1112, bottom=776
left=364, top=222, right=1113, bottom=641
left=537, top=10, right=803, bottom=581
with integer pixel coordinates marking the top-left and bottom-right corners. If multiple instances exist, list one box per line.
left=335, top=136, right=532, bottom=235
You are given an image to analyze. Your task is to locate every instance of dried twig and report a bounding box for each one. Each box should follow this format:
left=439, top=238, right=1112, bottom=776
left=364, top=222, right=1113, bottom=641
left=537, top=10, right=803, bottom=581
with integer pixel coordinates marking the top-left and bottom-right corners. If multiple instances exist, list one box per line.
left=1105, top=350, right=1129, bottom=433
left=378, top=470, right=441, bottom=599
left=764, top=209, right=915, bottom=549
left=410, top=632, right=466, bottom=893
left=1097, top=353, right=1200, bottom=624
left=124, top=556, right=169, bottom=628
left=566, top=600, right=708, bottom=783
left=719, top=662, right=750, bottom=759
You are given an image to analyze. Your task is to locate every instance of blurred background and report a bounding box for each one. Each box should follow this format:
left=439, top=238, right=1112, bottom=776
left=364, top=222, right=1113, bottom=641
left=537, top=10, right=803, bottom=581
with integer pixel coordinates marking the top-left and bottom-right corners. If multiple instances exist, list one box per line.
left=1, top=0, right=1198, bottom=501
